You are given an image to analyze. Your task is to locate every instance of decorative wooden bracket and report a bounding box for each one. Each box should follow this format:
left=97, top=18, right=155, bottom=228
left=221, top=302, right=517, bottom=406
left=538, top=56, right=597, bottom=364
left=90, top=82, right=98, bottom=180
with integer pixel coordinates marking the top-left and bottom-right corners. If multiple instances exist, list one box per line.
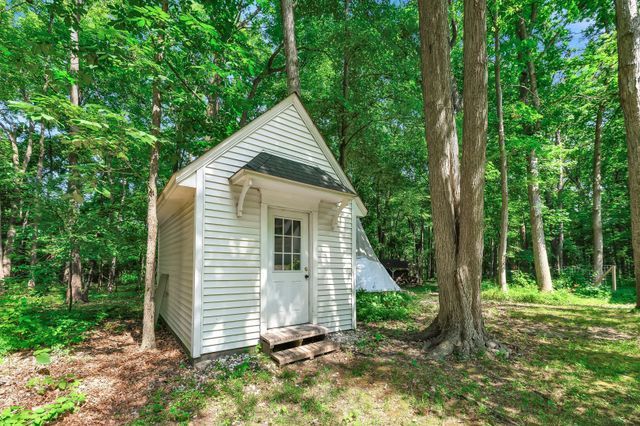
left=237, top=179, right=253, bottom=217
left=332, top=199, right=350, bottom=231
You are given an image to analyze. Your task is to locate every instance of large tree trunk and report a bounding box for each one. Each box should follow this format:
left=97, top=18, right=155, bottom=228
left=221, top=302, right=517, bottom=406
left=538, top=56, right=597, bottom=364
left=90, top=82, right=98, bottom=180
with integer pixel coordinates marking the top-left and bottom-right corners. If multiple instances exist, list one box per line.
left=281, top=0, right=300, bottom=95
left=141, top=0, right=169, bottom=350
left=494, top=11, right=509, bottom=292
left=67, top=0, right=85, bottom=304
left=528, top=150, right=553, bottom=291
left=417, top=0, right=489, bottom=357
left=592, top=103, right=605, bottom=281
left=615, top=0, right=640, bottom=308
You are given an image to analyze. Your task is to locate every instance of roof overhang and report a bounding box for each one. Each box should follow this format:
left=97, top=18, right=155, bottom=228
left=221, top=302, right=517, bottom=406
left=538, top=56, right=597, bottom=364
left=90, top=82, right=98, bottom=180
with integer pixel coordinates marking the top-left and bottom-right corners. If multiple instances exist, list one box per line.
left=157, top=174, right=196, bottom=225
left=230, top=169, right=363, bottom=227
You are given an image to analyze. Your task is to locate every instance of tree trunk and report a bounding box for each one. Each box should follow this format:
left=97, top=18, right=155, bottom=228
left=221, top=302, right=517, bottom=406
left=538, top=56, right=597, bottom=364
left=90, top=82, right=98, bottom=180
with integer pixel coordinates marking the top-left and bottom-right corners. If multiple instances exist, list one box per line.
left=28, top=124, right=46, bottom=289
left=528, top=150, right=553, bottom=291
left=0, top=200, right=3, bottom=284
left=338, top=0, right=351, bottom=169
left=108, top=180, right=127, bottom=292
left=281, top=0, right=300, bottom=95
left=592, top=103, right=605, bottom=281
left=555, top=130, right=564, bottom=273
left=517, top=3, right=552, bottom=291
left=67, top=0, right=85, bottom=304
left=141, top=0, right=169, bottom=350
left=417, top=0, right=490, bottom=357
left=615, top=0, right=640, bottom=308
left=494, top=10, right=509, bottom=292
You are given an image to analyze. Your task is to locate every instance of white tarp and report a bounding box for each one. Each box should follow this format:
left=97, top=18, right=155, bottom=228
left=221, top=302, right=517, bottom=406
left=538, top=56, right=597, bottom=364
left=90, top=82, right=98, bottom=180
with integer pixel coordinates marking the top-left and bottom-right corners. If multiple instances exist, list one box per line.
left=355, top=219, right=401, bottom=292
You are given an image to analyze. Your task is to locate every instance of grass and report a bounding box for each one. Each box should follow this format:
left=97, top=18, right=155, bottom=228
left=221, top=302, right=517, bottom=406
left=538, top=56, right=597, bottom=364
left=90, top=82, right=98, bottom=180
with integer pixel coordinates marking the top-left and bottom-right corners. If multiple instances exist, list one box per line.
left=134, top=278, right=638, bottom=425
left=2, top=276, right=638, bottom=424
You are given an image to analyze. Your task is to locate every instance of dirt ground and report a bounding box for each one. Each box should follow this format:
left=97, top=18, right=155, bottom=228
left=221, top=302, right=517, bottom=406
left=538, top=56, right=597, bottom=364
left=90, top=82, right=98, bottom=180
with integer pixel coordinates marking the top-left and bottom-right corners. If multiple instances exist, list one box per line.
left=0, top=321, right=187, bottom=425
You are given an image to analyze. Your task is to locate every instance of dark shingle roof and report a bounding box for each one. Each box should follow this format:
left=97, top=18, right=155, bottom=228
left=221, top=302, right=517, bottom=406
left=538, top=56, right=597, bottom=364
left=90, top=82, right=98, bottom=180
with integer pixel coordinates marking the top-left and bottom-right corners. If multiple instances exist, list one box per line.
left=240, top=152, right=354, bottom=194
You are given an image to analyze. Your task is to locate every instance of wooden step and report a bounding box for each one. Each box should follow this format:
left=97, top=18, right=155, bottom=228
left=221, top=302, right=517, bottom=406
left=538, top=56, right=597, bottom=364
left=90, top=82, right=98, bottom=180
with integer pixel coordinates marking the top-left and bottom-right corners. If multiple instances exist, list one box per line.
left=261, top=324, right=328, bottom=349
left=271, top=340, right=339, bottom=366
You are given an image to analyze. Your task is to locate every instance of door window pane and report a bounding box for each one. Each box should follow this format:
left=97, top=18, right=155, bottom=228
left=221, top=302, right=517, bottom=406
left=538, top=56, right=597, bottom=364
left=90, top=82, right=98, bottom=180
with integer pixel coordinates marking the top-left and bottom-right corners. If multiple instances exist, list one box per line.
left=283, top=254, right=292, bottom=271
left=274, top=217, right=302, bottom=271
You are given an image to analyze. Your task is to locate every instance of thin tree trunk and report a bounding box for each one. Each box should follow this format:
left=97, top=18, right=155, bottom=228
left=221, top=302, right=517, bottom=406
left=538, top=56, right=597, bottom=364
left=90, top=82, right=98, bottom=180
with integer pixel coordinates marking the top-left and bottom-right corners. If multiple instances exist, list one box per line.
left=528, top=150, right=553, bottom=291
left=142, top=0, right=169, bottom=350
left=0, top=199, right=3, bottom=284
left=555, top=130, right=564, bottom=273
left=28, top=123, right=46, bottom=289
left=108, top=180, right=127, bottom=292
left=615, top=0, right=640, bottom=308
left=67, top=0, right=85, bottom=304
left=592, top=103, right=605, bottom=281
left=281, top=0, right=300, bottom=95
left=338, top=0, right=351, bottom=169
left=494, top=10, right=509, bottom=292
left=417, top=0, right=490, bottom=357
left=517, top=4, right=553, bottom=291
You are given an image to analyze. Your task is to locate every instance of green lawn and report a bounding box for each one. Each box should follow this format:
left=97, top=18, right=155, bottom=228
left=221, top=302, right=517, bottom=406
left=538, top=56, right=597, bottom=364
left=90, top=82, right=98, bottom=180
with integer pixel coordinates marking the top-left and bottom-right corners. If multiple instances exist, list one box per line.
left=1, top=280, right=638, bottom=425
left=137, top=282, right=639, bottom=425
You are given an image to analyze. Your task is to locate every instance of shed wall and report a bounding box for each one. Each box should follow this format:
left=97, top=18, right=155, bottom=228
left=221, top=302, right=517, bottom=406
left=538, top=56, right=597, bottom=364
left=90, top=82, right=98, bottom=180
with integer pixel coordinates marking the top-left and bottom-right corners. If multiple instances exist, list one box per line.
left=158, top=200, right=194, bottom=351
left=200, top=105, right=354, bottom=354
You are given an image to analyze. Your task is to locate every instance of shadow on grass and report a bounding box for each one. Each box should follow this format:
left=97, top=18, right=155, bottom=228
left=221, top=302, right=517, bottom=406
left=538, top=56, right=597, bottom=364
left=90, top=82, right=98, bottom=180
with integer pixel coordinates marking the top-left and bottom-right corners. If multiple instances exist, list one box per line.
left=330, top=301, right=640, bottom=425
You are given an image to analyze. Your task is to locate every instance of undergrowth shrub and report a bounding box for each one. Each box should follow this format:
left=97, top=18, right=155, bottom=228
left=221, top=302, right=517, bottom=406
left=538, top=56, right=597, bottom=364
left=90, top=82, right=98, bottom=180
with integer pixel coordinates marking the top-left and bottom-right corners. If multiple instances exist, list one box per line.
left=356, top=290, right=416, bottom=322
left=0, top=282, right=140, bottom=354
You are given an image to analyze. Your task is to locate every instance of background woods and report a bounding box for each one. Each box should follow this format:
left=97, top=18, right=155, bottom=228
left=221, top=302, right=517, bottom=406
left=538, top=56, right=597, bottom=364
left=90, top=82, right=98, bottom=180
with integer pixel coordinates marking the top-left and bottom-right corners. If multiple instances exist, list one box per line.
left=0, top=0, right=637, bottom=302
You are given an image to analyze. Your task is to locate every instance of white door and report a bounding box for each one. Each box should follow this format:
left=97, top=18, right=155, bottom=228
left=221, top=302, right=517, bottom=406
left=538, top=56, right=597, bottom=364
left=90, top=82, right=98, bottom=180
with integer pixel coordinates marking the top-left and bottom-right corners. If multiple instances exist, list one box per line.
left=266, top=209, right=310, bottom=328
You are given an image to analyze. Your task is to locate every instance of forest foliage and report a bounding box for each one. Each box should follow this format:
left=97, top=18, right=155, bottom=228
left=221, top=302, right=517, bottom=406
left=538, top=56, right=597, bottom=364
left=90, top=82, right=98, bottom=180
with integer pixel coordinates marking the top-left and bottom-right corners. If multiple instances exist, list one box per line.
left=0, top=0, right=635, bottom=300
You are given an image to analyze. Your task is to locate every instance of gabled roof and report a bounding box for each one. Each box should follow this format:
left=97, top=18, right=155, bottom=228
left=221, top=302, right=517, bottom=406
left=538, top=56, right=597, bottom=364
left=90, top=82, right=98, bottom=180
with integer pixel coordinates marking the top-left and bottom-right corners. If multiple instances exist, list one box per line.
left=237, top=152, right=355, bottom=195
left=160, top=93, right=367, bottom=216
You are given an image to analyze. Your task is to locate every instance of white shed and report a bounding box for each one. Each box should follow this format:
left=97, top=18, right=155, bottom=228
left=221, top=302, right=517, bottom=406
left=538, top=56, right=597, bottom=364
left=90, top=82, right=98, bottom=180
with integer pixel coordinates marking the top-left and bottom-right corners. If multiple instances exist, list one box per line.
left=156, top=93, right=367, bottom=361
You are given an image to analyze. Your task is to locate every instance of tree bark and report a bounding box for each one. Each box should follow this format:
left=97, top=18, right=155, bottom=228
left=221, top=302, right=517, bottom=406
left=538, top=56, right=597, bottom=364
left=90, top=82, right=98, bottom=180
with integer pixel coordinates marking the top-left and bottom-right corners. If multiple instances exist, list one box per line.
left=281, top=0, right=301, bottom=95
left=516, top=3, right=553, bottom=291
left=528, top=150, right=553, bottom=291
left=615, top=0, right=640, bottom=308
left=67, top=0, right=85, bottom=304
left=338, top=0, right=351, bottom=169
left=592, top=103, right=605, bottom=281
left=555, top=130, right=564, bottom=273
left=417, top=0, right=490, bottom=357
left=494, top=10, right=509, bottom=292
left=28, top=123, right=46, bottom=288
left=142, top=0, right=169, bottom=350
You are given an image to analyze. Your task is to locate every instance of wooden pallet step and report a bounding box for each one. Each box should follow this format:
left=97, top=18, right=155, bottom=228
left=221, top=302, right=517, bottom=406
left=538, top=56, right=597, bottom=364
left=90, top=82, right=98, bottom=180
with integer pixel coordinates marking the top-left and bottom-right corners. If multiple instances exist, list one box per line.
left=261, top=324, right=328, bottom=348
left=271, top=340, right=339, bottom=366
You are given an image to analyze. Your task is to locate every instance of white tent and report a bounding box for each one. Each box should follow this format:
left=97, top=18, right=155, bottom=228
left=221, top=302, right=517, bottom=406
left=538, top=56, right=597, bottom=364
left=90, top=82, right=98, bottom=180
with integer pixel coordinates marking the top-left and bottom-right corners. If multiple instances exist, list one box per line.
left=355, top=219, right=401, bottom=292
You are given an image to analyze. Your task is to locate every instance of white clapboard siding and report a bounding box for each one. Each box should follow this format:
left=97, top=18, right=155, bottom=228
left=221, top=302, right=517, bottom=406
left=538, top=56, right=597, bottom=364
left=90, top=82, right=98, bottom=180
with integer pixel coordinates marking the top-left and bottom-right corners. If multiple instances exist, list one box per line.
left=316, top=200, right=353, bottom=332
left=196, top=103, right=355, bottom=354
left=158, top=200, right=194, bottom=349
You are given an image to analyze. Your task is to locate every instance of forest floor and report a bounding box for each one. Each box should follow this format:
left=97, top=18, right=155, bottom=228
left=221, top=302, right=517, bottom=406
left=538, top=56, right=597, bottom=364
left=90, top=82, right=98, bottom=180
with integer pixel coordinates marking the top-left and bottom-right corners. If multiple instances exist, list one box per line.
left=0, top=283, right=638, bottom=425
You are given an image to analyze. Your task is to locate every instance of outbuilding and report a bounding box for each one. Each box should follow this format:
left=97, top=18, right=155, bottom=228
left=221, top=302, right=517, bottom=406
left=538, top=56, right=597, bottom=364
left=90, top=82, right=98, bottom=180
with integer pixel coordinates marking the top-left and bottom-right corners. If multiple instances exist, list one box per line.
left=156, top=94, right=367, bottom=361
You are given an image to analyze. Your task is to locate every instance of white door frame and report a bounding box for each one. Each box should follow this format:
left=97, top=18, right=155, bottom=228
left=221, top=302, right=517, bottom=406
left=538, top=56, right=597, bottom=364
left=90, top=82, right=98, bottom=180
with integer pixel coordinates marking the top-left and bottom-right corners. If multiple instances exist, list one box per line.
left=260, top=193, right=318, bottom=334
